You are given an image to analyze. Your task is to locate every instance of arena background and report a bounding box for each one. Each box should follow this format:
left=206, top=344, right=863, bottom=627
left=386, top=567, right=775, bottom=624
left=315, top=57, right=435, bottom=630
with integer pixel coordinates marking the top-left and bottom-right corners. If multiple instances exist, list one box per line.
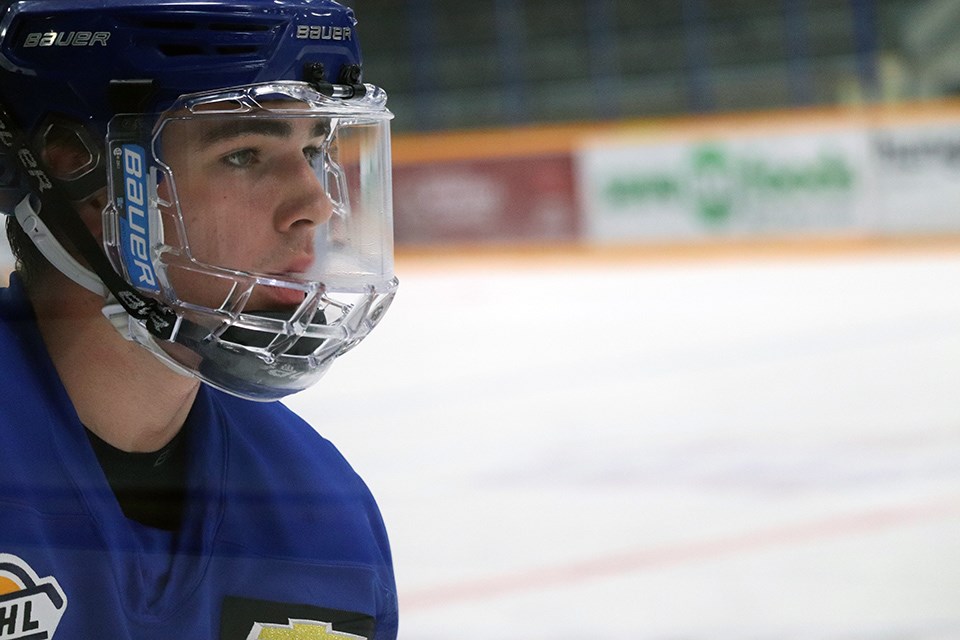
left=5, top=1, right=960, bottom=638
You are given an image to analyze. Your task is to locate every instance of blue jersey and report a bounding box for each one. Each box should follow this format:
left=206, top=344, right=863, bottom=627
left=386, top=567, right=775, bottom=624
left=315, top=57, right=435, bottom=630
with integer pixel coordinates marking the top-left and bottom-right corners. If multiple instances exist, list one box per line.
left=0, top=275, right=398, bottom=639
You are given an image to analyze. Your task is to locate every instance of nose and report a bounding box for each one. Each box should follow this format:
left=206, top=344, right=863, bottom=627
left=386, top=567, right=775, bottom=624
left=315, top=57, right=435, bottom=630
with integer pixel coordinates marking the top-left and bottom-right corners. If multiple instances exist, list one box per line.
left=272, top=152, right=334, bottom=232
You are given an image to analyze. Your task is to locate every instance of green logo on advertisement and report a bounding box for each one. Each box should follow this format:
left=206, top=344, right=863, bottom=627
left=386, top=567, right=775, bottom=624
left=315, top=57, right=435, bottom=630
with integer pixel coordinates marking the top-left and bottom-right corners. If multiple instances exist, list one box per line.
left=691, top=145, right=733, bottom=224
left=740, top=154, right=853, bottom=192
left=604, top=174, right=680, bottom=206
left=601, top=142, right=856, bottom=226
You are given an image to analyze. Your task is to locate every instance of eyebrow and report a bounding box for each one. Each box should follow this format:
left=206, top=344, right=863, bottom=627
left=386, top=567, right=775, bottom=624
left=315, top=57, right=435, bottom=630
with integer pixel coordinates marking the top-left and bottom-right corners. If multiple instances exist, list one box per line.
left=199, top=119, right=292, bottom=145
left=198, top=119, right=330, bottom=145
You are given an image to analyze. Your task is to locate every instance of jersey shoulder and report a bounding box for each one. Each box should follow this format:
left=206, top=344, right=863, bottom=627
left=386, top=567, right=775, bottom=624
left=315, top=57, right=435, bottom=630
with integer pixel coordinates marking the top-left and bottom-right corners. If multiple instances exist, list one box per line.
left=209, top=391, right=392, bottom=564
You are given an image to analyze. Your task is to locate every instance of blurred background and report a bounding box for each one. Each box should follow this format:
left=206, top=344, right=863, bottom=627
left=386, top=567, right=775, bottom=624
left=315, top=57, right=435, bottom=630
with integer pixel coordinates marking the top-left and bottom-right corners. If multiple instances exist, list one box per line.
left=364, top=0, right=913, bottom=131
left=5, top=1, right=960, bottom=638
left=316, top=2, right=960, bottom=638
left=350, top=0, right=960, bottom=251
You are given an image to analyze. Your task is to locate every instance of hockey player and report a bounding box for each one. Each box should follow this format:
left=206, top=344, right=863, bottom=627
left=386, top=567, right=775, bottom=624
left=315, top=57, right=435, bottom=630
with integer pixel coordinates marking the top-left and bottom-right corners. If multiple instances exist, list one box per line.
left=0, top=1, right=398, bottom=638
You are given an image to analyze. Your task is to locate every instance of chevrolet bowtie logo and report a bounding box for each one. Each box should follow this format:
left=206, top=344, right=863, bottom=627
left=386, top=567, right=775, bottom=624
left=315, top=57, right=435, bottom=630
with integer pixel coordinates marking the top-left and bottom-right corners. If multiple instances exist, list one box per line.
left=247, top=619, right=364, bottom=640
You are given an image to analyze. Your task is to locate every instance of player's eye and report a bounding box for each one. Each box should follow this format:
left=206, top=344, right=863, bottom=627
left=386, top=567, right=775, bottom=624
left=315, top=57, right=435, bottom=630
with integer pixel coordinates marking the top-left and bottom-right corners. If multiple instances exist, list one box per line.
left=221, top=148, right=259, bottom=168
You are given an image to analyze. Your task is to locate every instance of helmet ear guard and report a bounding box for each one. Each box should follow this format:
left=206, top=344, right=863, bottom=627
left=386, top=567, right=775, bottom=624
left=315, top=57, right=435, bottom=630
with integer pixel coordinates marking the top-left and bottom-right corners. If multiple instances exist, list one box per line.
left=0, top=99, right=180, bottom=336
left=36, top=117, right=105, bottom=200
left=0, top=1, right=398, bottom=401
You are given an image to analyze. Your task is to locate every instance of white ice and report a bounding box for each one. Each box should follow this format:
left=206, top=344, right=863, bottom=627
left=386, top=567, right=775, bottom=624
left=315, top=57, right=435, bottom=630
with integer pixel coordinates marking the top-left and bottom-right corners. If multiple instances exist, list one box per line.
left=285, top=250, right=960, bottom=640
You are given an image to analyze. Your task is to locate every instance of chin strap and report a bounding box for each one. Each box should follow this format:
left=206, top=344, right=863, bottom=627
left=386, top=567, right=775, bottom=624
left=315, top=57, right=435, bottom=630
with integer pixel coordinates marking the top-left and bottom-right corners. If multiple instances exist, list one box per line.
left=13, top=194, right=150, bottom=345
left=14, top=194, right=109, bottom=297
left=0, top=102, right=180, bottom=341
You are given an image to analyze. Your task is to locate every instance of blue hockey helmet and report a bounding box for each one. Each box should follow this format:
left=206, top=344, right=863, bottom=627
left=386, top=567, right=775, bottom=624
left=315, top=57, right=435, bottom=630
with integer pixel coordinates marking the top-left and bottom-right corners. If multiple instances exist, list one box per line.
left=0, top=0, right=368, bottom=201
left=0, top=0, right=397, bottom=400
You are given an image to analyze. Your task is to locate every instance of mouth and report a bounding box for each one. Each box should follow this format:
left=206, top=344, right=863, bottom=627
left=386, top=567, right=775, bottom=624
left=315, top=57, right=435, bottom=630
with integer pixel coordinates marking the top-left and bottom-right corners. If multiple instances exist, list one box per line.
left=257, top=252, right=315, bottom=304
left=257, top=281, right=309, bottom=309
left=239, top=267, right=309, bottom=310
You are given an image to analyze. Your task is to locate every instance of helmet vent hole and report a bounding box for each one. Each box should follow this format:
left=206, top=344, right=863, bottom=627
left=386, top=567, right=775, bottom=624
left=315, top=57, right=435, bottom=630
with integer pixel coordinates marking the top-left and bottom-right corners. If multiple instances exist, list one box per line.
left=140, top=19, right=196, bottom=31
left=209, top=22, right=272, bottom=32
left=216, top=45, right=259, bottom=56
left=158, top=43, right=205, bottom=57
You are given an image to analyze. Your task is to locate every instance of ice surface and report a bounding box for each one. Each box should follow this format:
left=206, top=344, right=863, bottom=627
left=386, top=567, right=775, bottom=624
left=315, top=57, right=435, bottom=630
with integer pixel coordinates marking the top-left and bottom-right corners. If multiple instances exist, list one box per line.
left=285, top=251, right=960, bottom=639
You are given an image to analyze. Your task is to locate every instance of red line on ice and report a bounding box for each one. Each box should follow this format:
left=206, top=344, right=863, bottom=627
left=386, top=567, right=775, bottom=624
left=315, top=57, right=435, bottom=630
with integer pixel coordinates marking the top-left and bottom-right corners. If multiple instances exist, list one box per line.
left=401, top=496, right=960, bottom=611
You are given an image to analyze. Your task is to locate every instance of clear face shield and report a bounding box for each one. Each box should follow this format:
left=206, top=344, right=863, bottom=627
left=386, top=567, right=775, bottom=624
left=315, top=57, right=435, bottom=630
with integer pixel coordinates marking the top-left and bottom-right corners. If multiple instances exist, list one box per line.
left=101, top=82, right=397, bottom=401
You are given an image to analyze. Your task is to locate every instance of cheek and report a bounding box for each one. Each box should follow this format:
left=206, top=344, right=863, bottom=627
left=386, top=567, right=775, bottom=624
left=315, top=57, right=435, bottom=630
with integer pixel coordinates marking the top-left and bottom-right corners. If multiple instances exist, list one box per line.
left=178, top=183, right=273, bottom=270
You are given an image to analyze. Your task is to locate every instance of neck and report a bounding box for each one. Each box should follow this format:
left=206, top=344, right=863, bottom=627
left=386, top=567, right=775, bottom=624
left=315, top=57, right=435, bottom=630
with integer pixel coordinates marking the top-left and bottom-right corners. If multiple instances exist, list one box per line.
left=28, top=271, right=200, bottom=452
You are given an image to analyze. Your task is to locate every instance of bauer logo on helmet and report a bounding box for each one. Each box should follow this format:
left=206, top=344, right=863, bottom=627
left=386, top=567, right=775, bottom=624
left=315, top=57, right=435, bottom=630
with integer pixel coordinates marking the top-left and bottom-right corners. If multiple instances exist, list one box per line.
left=295, top=25, right=352, bottom=41
left=23, top=31, right=110, bottom=48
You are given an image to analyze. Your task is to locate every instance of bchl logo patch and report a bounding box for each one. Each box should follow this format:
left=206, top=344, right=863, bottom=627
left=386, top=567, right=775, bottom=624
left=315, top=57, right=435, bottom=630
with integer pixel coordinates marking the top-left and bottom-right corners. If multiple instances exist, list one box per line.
left=0, top=554, right=67, bottom=639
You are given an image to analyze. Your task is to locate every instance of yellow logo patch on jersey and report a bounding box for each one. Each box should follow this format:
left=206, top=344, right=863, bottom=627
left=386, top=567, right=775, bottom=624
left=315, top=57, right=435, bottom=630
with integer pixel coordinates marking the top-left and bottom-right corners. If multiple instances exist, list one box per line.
left=247, top=618, right=365, bottom=640
left=221, top=596, right=374, bottom=640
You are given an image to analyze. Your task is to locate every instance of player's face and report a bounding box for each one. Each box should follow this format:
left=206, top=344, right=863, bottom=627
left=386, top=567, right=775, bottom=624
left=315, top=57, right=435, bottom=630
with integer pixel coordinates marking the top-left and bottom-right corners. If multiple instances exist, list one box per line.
left=158, top=114, right=333, bottom=310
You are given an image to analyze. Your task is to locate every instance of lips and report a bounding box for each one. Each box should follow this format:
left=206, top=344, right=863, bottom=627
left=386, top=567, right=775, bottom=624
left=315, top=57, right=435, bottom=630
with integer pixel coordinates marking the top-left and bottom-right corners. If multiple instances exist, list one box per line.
left=259, top=284, right=308, bottom=308
left=254, top=250, right=314, bottom=304
left=250, top=272, right=310, bottom=309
